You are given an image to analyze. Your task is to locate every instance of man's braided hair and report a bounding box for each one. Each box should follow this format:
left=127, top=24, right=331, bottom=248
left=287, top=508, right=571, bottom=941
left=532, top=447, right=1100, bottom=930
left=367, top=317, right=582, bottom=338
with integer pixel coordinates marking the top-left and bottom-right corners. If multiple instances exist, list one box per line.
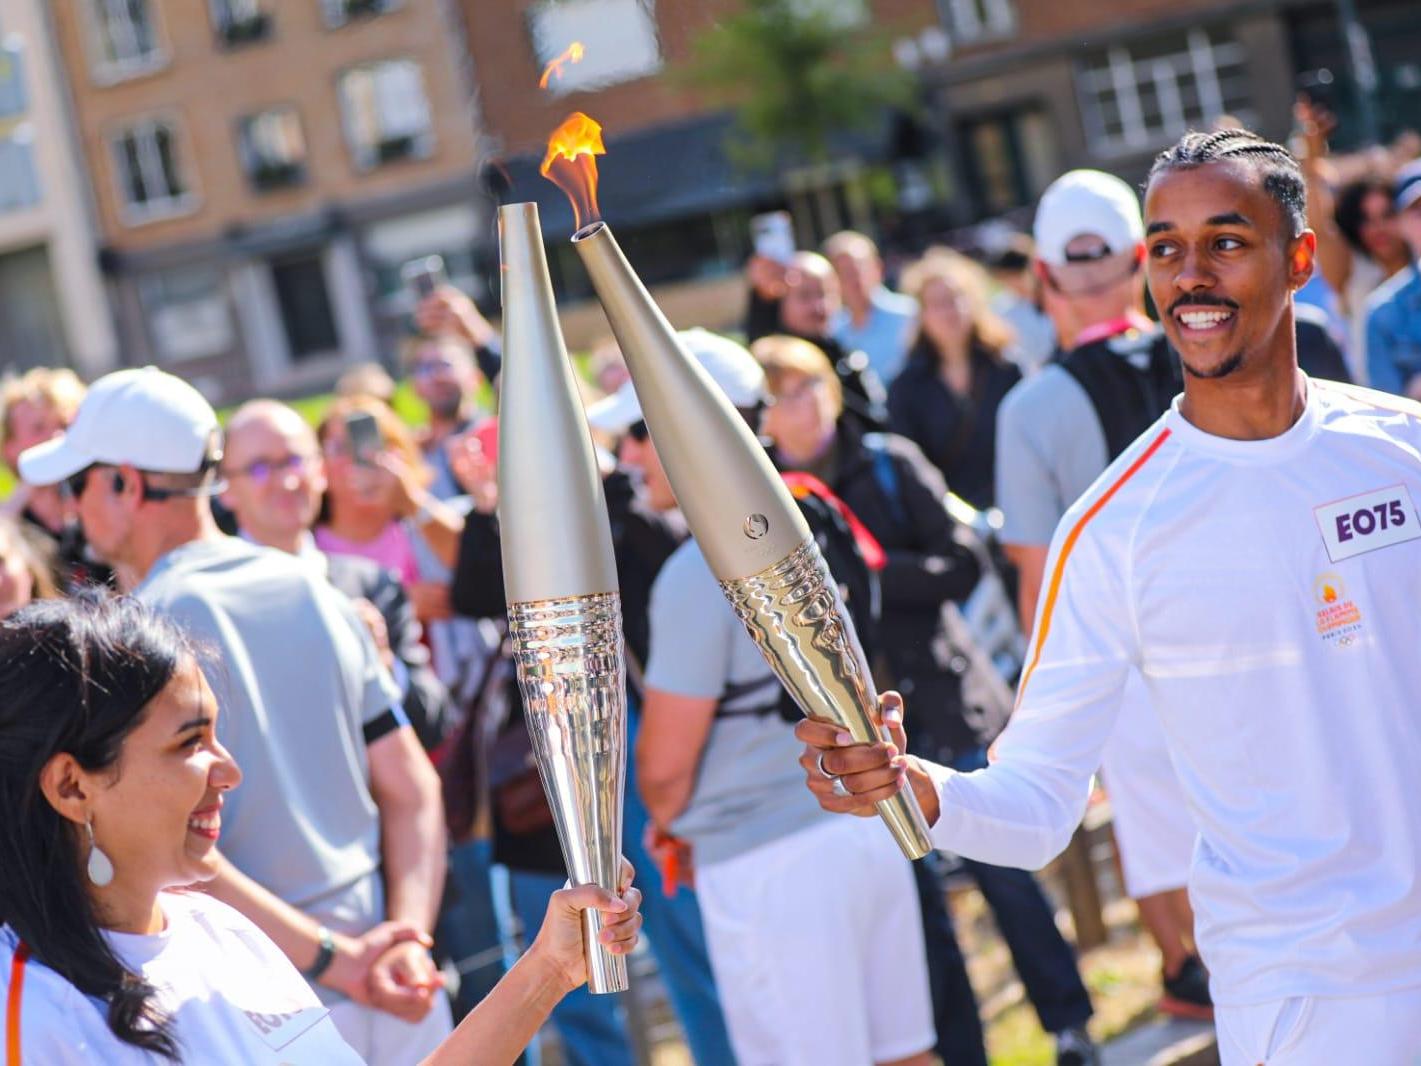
left=1147, top=129, right=1307, bottom=239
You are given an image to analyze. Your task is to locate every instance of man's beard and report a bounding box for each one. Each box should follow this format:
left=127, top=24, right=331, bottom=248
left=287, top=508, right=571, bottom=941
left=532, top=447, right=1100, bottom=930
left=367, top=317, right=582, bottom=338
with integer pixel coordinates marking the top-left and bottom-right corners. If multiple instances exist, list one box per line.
left=1181, top=350, right=1245, bottom=380
left=429, top=392, right=464, bottom=420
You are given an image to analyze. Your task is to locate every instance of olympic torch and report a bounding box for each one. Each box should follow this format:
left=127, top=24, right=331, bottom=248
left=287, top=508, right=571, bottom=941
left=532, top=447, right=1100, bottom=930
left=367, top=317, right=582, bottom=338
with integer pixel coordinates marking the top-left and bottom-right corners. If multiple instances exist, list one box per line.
left=536, top=114, right=932, bottom=861
left=497, top=201, right=629, bottom=993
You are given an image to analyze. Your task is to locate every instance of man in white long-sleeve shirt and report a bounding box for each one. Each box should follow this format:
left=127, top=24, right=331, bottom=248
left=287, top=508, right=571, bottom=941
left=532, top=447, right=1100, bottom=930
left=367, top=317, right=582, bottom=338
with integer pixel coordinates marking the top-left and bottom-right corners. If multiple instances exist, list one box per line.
left=798, top=129, right=1421, bottom=1064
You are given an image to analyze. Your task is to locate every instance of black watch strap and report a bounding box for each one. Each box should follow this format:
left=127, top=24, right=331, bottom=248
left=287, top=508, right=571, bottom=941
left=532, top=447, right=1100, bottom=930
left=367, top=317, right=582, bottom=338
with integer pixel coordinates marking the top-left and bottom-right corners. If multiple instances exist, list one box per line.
left=304, top=925, right=336, bottom=980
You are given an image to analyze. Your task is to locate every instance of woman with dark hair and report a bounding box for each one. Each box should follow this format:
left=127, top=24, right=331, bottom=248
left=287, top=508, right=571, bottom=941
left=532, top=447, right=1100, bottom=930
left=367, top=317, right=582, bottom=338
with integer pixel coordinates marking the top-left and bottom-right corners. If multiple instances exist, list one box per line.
left=887, top=252, right=1022, bottom=510
left=0, top=594, right=641, bottom=1063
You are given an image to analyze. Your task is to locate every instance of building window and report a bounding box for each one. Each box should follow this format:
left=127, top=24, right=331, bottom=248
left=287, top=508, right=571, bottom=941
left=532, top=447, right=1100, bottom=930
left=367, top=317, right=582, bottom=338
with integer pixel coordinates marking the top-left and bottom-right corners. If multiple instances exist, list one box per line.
left=87, top=0, right=164, bottom=81
left=238, top=108, right=306, bottom=192
left=140, top=268, right=234, bottom=363
left=0, top=127, right=40, bottom=213
left=209, top=0, right=272, bottom=47
left=110, top=118, right=192, bottom=222
left=0, top=37, right=27, bottom=120
left=1077, top=28, right=1252, bottom=154
left=528, top=0, right=662, bottom=96
left=321, top=0, right=399, bottom=29
left=270, top=253, right=339, bottom=360
left=938, top=0, right=1015, bottom=46
left=338, top=59, right=433, bottom=170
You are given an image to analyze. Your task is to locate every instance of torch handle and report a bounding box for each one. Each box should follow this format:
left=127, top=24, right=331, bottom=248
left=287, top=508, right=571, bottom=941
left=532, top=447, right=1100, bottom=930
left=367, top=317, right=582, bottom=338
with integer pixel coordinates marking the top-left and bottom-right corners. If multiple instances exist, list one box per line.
left=508, top=593, right=631, bottom=995
left=582, top=907, right=629, bottom=995
left=720, top=541, right=935, bottom=861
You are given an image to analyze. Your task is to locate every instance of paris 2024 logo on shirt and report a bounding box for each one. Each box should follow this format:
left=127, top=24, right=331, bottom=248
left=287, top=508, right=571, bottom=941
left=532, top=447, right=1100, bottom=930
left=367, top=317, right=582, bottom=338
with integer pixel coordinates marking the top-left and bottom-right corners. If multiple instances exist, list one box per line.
left=1313, top=573, right=1363, bottom=649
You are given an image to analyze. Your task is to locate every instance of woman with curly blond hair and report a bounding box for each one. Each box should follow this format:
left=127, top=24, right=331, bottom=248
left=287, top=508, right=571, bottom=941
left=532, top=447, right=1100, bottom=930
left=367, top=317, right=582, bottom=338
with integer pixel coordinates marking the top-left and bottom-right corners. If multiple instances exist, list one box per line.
left=887, top=252, right=1021, bottom=509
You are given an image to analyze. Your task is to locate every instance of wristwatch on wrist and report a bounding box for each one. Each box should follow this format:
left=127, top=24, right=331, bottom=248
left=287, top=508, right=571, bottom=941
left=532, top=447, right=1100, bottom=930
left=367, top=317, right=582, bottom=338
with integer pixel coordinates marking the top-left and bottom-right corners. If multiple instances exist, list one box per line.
left=304, top=926, right=336, bottom=980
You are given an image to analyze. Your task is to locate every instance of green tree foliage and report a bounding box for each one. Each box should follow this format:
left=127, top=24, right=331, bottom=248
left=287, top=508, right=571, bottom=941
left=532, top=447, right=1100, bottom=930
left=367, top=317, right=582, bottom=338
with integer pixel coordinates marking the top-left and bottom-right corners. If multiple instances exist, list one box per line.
left=682, top=0, right=914, bottom=167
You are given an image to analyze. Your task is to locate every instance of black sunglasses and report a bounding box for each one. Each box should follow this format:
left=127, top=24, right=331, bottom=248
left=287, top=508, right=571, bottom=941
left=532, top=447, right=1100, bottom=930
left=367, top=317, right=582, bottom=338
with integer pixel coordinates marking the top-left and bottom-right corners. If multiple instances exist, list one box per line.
left=62, top=465, right=97, bottom=500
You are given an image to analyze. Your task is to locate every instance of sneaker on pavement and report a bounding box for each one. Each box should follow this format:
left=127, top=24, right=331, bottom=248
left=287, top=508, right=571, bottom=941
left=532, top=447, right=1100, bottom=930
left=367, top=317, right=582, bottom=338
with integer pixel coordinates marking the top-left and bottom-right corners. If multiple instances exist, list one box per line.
left=1056, top=1025, right=1100, bottom=1066
left=1160, top=954, right=1214, bottom=1020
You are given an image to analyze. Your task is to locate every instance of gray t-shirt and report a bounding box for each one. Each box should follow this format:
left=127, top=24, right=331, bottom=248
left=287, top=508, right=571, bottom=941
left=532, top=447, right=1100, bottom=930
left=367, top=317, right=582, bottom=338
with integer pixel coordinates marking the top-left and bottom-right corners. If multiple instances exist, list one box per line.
left=994, top=364, right=1110, bottom=545
left=645, top=540, right=831, bottom=865
left=137, top=537, right=401, bottom=936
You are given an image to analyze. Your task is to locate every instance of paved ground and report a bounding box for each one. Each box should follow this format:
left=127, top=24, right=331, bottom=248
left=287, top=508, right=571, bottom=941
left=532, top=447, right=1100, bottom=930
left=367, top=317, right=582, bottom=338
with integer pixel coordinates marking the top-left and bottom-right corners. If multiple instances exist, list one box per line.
left=1101, top=1018, right=1218, bottom=1066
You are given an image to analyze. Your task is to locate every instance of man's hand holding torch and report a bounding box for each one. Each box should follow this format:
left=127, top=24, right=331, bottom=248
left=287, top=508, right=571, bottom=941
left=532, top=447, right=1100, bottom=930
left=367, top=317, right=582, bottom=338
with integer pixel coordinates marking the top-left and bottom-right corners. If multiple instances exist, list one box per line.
left=795, top=692, right=942, bottom=825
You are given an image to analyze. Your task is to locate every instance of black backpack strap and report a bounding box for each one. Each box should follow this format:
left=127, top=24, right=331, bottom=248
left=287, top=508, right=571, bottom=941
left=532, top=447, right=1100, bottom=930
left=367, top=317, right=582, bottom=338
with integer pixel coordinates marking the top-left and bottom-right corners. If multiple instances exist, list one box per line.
left=713, top=674, right=783, bottom=719
left=1059, top=333, right=1178, bottom=460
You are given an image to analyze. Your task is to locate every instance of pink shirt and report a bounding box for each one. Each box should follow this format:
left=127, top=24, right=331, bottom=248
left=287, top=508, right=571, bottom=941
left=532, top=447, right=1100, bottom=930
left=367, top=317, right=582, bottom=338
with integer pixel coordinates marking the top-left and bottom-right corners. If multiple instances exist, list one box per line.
left=315, top=522, right=421, bottom=587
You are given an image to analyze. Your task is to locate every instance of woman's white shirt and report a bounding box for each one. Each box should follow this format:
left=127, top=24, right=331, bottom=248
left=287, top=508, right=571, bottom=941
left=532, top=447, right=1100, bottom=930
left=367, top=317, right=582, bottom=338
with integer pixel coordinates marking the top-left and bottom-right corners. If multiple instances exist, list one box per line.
left=1, top=890, right=364, bottom=1063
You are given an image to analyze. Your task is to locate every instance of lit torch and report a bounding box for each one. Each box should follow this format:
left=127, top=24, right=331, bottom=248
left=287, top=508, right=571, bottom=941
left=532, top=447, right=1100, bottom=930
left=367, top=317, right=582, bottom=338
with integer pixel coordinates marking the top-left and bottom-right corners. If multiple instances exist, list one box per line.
left=497, top=200, right=629, bottom=993
left=541, top=115, right=934, bottom=861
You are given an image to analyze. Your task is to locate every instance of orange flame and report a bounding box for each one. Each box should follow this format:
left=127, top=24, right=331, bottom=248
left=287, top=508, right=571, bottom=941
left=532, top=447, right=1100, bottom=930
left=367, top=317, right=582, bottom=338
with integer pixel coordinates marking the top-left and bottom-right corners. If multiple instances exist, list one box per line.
left=541, top=111, right=605, bottom=232
left=538, top=41, right=585, bottom=90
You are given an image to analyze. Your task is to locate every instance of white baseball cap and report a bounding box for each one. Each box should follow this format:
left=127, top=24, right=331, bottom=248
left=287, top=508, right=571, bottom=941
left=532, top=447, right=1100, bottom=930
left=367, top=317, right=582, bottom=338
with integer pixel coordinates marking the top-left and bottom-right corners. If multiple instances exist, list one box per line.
left=19, top=366, right=221, bottom=486
left=1394, top=159, right=1421, bottom=213
left=1033, top=169, right=1145, bottom=266
left=585, top=329, right=766, bottom=434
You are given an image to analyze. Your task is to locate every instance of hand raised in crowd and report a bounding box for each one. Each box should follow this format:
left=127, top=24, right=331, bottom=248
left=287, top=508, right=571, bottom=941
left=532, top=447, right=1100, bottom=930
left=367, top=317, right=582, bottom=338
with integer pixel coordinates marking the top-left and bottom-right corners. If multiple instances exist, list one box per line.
left=795, top=692, right=941, bottom=825
left=531, top=858, right=643, bottom=993
left=407, top=580, right=454, bottom=623
left=350, top=596, right=394, bottom=669
left=1293, top=93, right=1337, bottom=166
left=446, top=430, right=498, bottom=514
left=319, top=919, right=432, bottom=1008
left=746, top=254, right=789, bottom=301
left=416, top=284, right=497, bottom=349
left=366, top=937, right=447, bottom=1023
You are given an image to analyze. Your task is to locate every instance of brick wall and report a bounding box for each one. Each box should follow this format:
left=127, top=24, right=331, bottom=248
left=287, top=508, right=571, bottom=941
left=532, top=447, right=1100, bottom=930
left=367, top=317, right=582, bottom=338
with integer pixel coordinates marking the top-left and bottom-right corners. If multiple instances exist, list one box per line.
left=50, top=0, right=480, bottom=251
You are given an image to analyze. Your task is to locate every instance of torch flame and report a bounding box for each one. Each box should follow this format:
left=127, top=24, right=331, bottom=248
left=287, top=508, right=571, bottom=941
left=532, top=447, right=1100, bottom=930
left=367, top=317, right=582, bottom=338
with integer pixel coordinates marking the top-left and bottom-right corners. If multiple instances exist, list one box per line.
left=539, top=41, right=586, bottom=90
left=541, top=111, right=605, bottom=233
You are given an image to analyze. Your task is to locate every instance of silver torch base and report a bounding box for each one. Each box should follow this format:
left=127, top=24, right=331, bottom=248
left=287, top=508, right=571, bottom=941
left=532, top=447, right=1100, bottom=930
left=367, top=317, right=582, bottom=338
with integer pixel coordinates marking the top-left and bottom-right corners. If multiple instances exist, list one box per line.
left=508, top=592, right=630, bottom=994
left=720, top=539, right=934, bottom=860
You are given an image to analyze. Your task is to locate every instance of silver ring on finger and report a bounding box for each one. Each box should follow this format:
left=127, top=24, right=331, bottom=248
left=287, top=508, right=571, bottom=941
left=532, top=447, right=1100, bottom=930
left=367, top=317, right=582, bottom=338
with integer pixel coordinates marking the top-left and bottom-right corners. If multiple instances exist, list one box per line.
left=830, top=776, right=852, bottom=799
left=815, top=751, right=834, bottom=780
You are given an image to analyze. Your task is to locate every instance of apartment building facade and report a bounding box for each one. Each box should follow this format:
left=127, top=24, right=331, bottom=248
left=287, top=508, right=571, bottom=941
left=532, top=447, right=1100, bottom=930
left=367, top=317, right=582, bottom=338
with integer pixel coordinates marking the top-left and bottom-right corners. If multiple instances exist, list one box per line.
left=924, top=0, right=1421, bottom=225
left=47, top=0, right=486, bottom=402
left=0, top=0, right=117, bottom=378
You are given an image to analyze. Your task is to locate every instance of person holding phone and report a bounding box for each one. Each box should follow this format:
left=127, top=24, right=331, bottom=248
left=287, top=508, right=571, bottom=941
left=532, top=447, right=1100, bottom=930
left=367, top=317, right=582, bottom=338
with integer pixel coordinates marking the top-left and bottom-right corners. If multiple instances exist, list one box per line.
left=316, top=400, right=463, bottom=622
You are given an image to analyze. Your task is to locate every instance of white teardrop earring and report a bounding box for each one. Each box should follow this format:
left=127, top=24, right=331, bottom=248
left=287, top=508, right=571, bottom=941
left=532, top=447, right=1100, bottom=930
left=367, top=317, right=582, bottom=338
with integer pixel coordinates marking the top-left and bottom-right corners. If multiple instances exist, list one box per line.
left=86, top=818, right=114, bottom=887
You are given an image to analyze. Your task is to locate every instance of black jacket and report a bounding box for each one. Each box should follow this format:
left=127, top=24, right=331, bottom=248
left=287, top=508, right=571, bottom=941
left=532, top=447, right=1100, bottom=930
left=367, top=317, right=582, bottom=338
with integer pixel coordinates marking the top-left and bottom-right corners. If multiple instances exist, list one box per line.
left=886, top=344, right=1022, bottom=510
left=451, top=470, right=687, bottom=874
left=776, top=422, right=995, bottom=763
left=324, top=554, right=455, bottom=753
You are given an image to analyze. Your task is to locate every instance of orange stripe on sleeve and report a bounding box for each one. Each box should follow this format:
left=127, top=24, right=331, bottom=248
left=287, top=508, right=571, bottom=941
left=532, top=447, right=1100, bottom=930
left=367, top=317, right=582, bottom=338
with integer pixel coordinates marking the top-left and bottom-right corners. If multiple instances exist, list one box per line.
left=1015, top=428, right=1173, bottom=709
left=6, top=942, right=30, bottom=1066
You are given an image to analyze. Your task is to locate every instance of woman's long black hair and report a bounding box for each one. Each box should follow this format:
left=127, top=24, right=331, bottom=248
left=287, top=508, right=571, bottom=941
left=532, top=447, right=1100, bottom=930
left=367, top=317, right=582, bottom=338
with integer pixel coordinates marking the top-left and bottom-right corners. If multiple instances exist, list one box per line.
left=0, top=591, right=190, bottom=1059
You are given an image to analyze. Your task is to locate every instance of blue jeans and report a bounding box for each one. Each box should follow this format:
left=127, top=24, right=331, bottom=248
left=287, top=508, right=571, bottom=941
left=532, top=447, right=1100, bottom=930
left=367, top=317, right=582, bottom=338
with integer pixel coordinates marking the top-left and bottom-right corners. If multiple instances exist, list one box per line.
left=622, top=721, right=737, bottom=1066
left=437, top=838, right=514, bottom=1020
left=913, top=852, right=989, bottom=1066
left=950, top=747, right=1093, bottom=1035
left=506, top=706, right=736, bottom=1066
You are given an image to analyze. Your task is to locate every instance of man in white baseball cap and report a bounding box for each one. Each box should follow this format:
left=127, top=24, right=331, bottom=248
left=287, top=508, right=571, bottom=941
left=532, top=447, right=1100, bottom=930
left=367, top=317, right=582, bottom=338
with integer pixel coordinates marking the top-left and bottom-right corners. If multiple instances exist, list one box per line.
left=19, top=366, right=454, bottom=1062
left=17, top=368, right=225, bottom=569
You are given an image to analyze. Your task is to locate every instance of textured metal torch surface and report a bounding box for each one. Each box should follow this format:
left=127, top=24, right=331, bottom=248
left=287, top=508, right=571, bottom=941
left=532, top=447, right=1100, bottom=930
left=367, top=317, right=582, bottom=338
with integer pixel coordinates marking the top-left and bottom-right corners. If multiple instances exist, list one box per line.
left=507, top=592, right=629, bottom=994
left=721, top=539, right=934, bottom=861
